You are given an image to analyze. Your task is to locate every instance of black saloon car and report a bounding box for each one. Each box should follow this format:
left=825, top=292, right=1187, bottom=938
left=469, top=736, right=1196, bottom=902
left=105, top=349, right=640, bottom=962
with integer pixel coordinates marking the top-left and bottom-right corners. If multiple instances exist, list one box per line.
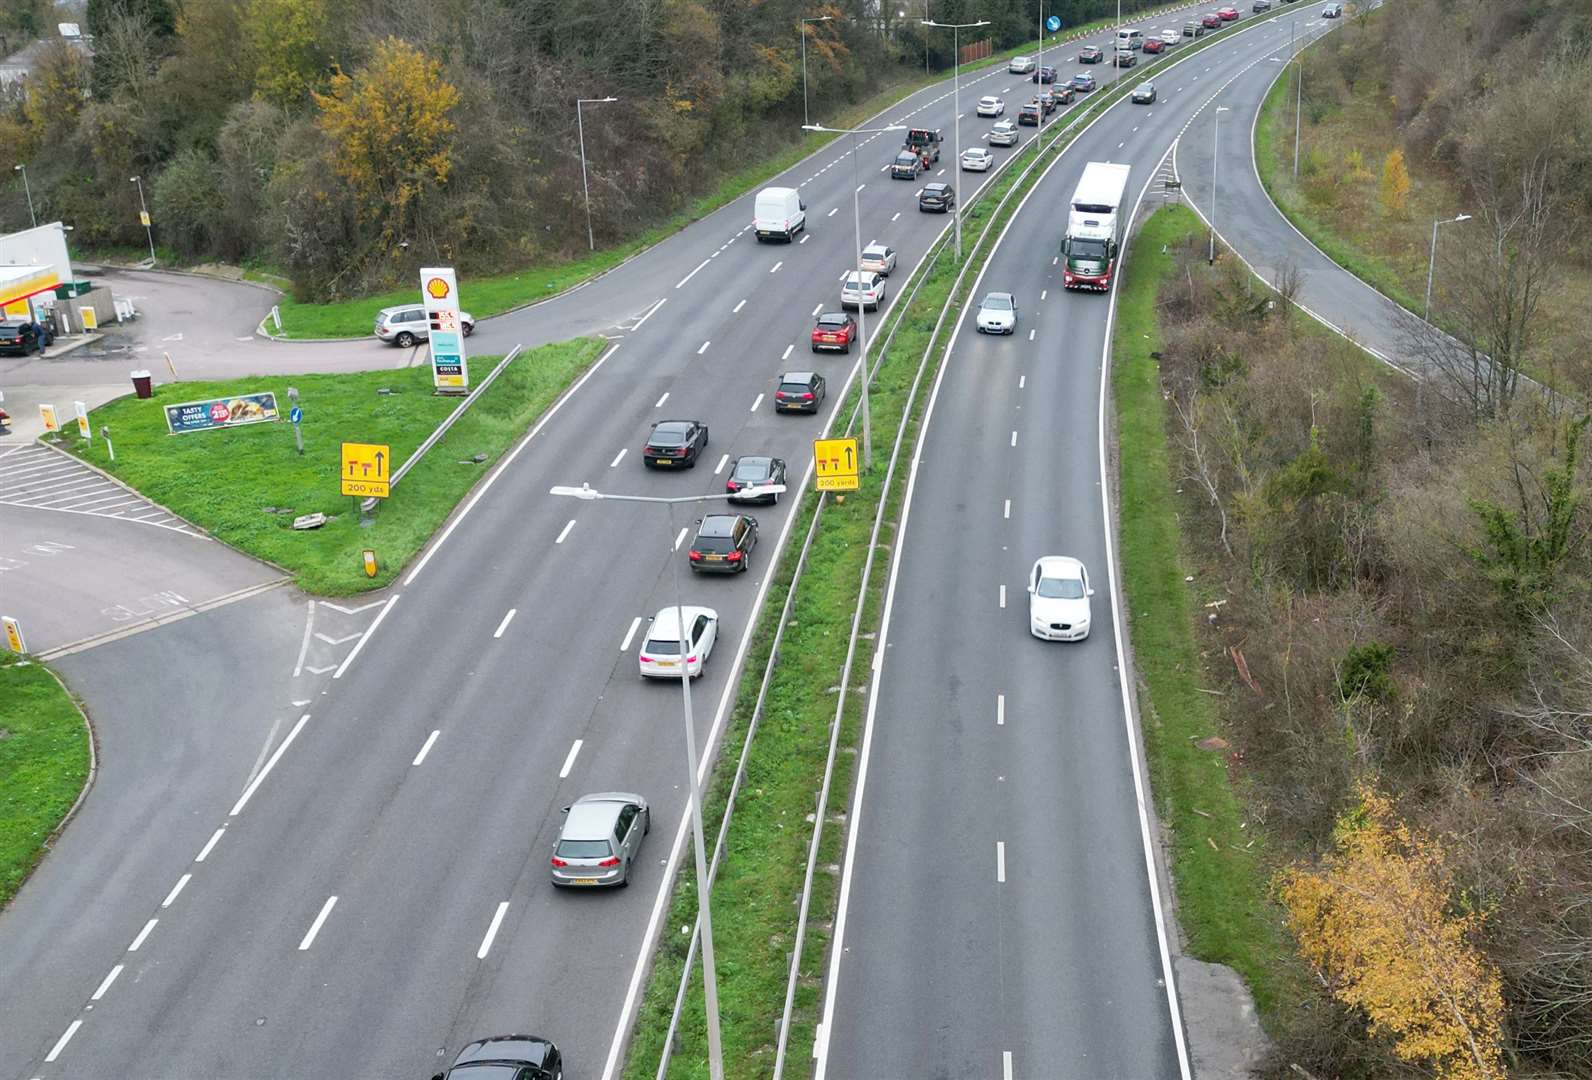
left=0, top=319, right=45, bottom=355
left=726, top=455, right=787, bottom=504
left=643, top=420, right=709, bottom=468
left=433, top=1035, right=562, bottom=1080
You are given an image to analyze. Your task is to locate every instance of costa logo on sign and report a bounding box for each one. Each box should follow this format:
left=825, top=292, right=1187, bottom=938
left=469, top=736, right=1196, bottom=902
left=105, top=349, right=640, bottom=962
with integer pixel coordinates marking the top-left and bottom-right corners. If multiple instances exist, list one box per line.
left=425, top=276, right=452, bottom=300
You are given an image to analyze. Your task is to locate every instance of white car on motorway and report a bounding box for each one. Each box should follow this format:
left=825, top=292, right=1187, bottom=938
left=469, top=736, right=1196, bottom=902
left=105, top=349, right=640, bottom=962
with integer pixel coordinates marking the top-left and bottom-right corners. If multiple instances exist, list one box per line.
left=975, top=290, right=1017, bottom=333
left=976, top=95, right=1005, bottom=117
left=639, top=606, right=719, bottom=679
left=1009, top=55, right=1036, bottom=74
left=961, top=147, right=994, bottom=172
left=1028, top=556, right=1093, bottom=641
left=841, top=269, right=887, bottom=311
left=1160, top=28, right=1181, bottom=45
left=987, top=119, right=1020, bottom=147
left=859, top=242, right=897, bottom=276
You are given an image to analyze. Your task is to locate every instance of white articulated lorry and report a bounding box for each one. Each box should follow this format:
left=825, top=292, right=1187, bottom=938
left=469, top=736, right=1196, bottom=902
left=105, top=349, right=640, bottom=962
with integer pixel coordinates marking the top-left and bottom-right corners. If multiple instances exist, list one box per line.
left=1062, top=161, right=1131, bottom=291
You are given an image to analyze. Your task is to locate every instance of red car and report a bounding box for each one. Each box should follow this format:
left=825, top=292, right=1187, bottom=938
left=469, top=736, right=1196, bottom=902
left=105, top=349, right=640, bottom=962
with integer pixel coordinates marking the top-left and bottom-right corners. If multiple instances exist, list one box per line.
left=811, top=311, right=857, bottom=353
left=1142, top=37, right=1165, bottom=53
left=1218, top=5, right=1240, bottom=18
left=1202, top=12, right=1223, bottom=27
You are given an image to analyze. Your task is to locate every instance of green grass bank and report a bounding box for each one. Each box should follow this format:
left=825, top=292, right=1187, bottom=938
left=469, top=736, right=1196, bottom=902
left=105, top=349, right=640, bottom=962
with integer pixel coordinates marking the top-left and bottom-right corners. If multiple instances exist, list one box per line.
left=0, top=658, right=91, bottom=907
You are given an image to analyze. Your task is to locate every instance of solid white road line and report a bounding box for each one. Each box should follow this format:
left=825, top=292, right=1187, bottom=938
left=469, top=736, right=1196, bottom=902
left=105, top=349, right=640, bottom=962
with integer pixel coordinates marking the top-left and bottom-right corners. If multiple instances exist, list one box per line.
left=997, top=841, right=1006, bottom=883
left=997, top=694, right=1005, bottom=726
left=698, top=340, right=711, bottom=355
left=770, top=261, right=784, bottom=273
left=555, top=519, right=576, bottom=544
left=477, top=901, right=510, bottom=959
left=161, top=874, right=191, bottom=908
left=128, top=918, right=157, bottom=952
left=675, top=259, right=710, bottom=289
left=298, top=896, right=337, bottom=951
left=195, top=827, right=225, bottom=863
left=292, top=599, right=314, bottom=678
left=750, top=393, right=765, bottom=412
left=45, top=1020, right=82, bottom=1063
left=654, top=392, right=669, bottom=408
left=782, top=343, right=795, bottom=360
left=610, top=447, right=627, bottom=468
left=715, top=454, right=729, bottom=474
left=559, top=739, right=584, bottom=779
left=332, top=595, right=398, bottom=679
left=733, top=299, right=747, bottom=313
left=673, top=527, right=689, bottom=550
left=494, top=608, right=518, bottom=638
left=620, top=616, right=643, bottom=651
left=631, top=297, right=667, bottom=331
left=1004, top=499, right=1011, bottom=519
left=91, top=965, right=123, bottom=1002
left=229, top=713, right=311, bottom=816
left=412, top=729, right=441, bottom=766
left=999, top=585, right=1007, bottom=608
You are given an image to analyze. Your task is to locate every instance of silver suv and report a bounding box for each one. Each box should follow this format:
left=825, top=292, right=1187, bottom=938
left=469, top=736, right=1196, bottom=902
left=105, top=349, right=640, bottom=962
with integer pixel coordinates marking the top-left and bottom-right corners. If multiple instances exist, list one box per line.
left=549, top=792, right=650, bottom=888
left=373, top=303, right=476, bottom=347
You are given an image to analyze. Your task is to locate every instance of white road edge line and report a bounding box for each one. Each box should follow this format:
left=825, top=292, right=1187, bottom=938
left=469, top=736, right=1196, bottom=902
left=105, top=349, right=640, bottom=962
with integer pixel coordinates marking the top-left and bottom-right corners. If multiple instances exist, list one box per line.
left=229, top=713, right=311, bottom=816
left=298, top=896, right=337, bottom=951
left=559, top=739, right=584, bottom=779
left=413, top=729, right=441, bottom=766
left=332, top=595, right=399, bottom=679
left=44, top=1019, right=82, bottom=1063
left=291, top=599, right=314, bottom=678
left=91, top=965, right=123, bottom=1002
left=477, top=901, right=510, bottom=959
left=195, top=827, right=225, bottom=863
left=494, top=608, right=518, bottom=637
left=161, top=873, right=191, bottom=908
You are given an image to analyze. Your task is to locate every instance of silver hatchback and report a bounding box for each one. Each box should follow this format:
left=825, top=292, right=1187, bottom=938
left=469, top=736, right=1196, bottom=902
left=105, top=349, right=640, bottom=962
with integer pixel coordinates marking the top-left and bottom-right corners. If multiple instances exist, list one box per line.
left=550, top=792, right=650, bottom=888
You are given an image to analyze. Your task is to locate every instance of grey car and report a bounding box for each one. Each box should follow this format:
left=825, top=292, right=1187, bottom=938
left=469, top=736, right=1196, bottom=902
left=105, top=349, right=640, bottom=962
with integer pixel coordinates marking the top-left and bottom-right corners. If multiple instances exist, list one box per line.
left=373, top=303, right=476, bottom=347
left=550, top=793, right=650, bottom=888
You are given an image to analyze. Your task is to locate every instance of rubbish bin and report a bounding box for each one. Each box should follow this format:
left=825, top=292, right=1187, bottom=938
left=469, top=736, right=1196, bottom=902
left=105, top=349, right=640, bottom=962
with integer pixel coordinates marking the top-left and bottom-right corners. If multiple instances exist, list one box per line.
left=131, top=369, right=153, bottom=399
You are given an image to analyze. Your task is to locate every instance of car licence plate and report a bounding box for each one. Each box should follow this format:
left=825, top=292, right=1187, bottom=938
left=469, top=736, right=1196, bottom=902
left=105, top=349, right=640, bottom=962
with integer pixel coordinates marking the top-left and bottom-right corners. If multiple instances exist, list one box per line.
left=574, top=878, right=599, bottom=885
left=705, top=554, right=723, bottom=562
left=655, top=459, right=672, bottom=466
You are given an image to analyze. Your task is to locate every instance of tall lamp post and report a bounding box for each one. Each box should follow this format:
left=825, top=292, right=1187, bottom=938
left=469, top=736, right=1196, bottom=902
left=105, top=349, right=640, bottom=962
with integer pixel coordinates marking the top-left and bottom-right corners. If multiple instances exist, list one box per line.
left=14, top=163, right=34, bottom=228
left=549, top=479, right=784, bottom=1080
left=921, top=17, right=990, bottom=262
left=803, top=121, right=906, bottom=473
left=129, top=175, right=155, bottom=264
left=1208, top=105, right=1230, bottom=265
left=576, top=96, right=618, bottom=252
left=1424, top=212, right=1471, bottom=322
left=1036, top=1, right=1046, bottom=131
left=800, top=15, right=833, bottom=129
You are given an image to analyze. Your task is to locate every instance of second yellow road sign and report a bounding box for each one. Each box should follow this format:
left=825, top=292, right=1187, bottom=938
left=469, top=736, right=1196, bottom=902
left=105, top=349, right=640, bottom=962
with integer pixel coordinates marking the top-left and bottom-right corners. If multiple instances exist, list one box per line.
left=341, top=442, right=391, bottom=498
left=813, top=437, right=860, bottom=492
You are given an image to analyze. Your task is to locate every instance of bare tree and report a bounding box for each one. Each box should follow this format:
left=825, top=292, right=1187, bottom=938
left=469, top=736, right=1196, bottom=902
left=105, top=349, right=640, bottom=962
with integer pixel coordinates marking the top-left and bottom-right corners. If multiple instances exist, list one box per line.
left=1172, top=387, right=1234, bottom=558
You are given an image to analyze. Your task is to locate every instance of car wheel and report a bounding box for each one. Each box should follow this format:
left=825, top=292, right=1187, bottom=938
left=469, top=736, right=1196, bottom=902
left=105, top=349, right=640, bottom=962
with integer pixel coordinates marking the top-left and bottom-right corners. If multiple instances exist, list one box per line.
left=842, top=341, right=850, bottom=354
left=618, top=865, right=630, bottom=888
left=644, top=809, right=651, bottom=835
left=811, top=344, right=821, bottom=353
left=395, top=331, right=416, bottom=348
left=462, top=322, right=475, bottom=337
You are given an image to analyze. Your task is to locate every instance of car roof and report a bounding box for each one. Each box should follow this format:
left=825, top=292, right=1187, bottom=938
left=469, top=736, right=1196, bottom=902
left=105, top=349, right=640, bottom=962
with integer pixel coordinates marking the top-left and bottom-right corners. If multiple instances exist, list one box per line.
left=733, top=455, right=775, bottom=470
left=982, top=291, right=1014, bottom=303
left=563, top=795, right=640, bottom=841
left=697, top=514, right=744, bottom=536
left=862, top=242, right=889, bottom=253
left=453, top=1036, right=555, bottom=1070
left=653, top=419, right=695, bottom=432
left=1034, top=555, right=1086, bottom=578
left=779, top=370, right=817, bottom=383
left=648, top=606, right=717, bottom=638
left=377, top=304, right=422, bottom=316
left=924, top=182, right=949, bottom=192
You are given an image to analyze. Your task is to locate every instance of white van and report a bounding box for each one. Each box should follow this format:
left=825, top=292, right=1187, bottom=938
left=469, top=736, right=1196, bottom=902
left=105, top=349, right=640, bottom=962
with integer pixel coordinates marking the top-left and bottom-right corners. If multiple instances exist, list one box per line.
left=754, top=187, right=806, bottom=242
left=1116, top=27, right=1145, bottom=50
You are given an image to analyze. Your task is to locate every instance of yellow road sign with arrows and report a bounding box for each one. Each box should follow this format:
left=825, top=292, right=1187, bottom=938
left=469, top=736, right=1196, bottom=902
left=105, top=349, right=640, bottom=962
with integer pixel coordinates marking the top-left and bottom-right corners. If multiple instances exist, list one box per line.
left=341, top=442, right=391, bottom=498
left=813, top=437, right=860, bottom=492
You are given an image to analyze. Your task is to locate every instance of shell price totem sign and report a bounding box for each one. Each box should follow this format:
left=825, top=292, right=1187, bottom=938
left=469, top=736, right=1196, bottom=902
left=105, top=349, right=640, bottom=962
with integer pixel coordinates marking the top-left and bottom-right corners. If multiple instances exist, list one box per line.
left=421, top=267, right=470, bottom=392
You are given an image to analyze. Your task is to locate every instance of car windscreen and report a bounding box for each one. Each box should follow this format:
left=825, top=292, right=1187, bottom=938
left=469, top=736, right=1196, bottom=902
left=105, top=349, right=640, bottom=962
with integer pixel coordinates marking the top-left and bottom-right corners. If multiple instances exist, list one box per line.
left=735, top=460, right=772, bottom=481
left=982, top=296, right=1013, bottom=311
left=556, top=839, right=612, bottom=859
left=1070, top=237, right=1109, bottom=260
left=1037, top=576, right=1085, bottom=599
left=649, top=428, right=687, bottom=446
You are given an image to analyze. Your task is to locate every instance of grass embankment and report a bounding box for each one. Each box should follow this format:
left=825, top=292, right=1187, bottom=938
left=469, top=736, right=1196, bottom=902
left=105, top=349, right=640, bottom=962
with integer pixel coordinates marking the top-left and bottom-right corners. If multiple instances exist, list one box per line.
left=55, top=337, right=605, bottom=595
left=1112, top=205, right=1288, bottom=1014
left=0, top=658, right=91, bottom=907
left=270, top=0, right=1213, bottom=340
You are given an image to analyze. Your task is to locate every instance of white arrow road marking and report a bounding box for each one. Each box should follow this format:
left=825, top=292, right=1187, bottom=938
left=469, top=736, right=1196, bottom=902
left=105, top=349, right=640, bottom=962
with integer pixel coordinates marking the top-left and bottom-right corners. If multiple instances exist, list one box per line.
left=314, top=632, right=360, bottom=646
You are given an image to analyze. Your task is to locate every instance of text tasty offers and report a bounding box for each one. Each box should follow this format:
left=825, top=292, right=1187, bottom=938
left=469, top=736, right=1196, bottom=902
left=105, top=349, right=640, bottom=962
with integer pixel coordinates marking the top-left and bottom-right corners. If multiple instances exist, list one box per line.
left=421, top=267, right=469, bottom=392
left=164, top=392, right=280, bottom=434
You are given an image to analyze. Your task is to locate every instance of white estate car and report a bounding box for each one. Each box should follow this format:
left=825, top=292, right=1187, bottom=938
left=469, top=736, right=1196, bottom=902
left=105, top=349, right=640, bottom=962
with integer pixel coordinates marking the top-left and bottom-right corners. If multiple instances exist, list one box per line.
left=976, top=95, right=1005, bottom=117
left=1008, top=55, right=1036, bottom=74
left=1028, top=556, right=1093, bottom=641
left=639, top=606, right=719, bottom=679
left=841, top=269, right=887, bottom=311
left=975, top=290, right=1017, bottom=333
left=961, top=147, right=994, bottom=172
left=987, top=119, right=1020, bottom=146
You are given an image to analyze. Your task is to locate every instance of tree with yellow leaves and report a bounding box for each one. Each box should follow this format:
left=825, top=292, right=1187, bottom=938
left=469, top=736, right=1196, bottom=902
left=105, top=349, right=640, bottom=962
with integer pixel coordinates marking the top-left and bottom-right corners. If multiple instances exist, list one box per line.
left=1276, top=785, right=1506, bottom=1080
left=313, top=38, right=459, bottom=245
left=1381, top=147, right=1411, bottom=216
left=248, top=0, right=335, bottom=111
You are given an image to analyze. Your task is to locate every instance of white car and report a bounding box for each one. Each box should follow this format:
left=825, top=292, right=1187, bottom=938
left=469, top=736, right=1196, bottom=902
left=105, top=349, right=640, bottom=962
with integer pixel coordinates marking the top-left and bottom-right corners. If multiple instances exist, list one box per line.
left=987, top=119, right=1020, bottom=147
left=1008, top=55, right=1036, bottom=74
left=961, top=147, right=994, bottom=172
left=976, top=95, right=1004, bottom=117
left=841, top=270, right=887, bottom=311
left=1028, top=556, right=1093, bottom=641
left=975, top=290, right=1017, bottom=333
left=1160, top=28, right=1181, bottom=45
left=639, top=606, right=719, bottom=679
left=859, top=243, right=897, bottom=276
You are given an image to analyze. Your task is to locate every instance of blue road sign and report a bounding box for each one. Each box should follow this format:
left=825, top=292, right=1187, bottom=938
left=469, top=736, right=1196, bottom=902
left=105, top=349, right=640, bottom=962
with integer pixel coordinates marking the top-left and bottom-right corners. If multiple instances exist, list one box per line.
left=1046, top=14, right=1061, bottom=31
left=289, top=406, right=303, bottom=424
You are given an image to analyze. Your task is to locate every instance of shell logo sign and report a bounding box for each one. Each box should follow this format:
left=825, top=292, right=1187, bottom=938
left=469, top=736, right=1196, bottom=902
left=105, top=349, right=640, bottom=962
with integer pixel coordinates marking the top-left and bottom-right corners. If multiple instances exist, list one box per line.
left=425, top=276, right=452, bottom=301
left=420, top=266, right=469, bottom=393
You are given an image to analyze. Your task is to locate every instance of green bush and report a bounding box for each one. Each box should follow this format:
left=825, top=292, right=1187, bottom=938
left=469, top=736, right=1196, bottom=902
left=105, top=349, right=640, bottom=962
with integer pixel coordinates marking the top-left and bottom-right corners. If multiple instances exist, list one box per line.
left=1339, top=640, right=1395, bottom=702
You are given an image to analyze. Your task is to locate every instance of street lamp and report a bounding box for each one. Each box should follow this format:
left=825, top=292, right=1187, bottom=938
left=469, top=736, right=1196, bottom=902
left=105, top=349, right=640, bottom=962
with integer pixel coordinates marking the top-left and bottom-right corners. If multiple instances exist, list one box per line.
left=921, top=17, right=990, bottom=262
left=548, top=480, right=786, bottom=1080
left=804, top=121, right=906, bottom=473
left=576, top=96, right=618, bottom=252
left=800, top=15, right=833, bottom=129
left=129, top=175, right=155, bottom=264
left=1424, top=213, right=1471, bottom=322
left=14, top=163, right=34, bottom=228
left=1209, top=105, right=1230, bottom=265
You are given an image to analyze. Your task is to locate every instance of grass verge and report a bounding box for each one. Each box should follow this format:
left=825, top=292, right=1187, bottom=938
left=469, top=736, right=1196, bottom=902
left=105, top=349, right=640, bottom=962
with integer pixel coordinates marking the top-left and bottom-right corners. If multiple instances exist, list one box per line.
left=269, top=0, right=1216, bottom=340
left=1112, top=204, right=1288, bottom=1014
left=0, top=657, right=91, bottom=907
left=53, top=337, right=606, bottom=595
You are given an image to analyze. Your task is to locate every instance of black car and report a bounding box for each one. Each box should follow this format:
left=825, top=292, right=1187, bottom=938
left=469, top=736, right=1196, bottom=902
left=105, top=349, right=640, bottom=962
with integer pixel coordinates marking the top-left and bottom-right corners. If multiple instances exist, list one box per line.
left=433, top=1035, right=562, bottom=1080
left=0, top=319, right=45, bottom=355
left=1078, top=44, right=1103, bottom=63
left=689, top=513, right=759, bottom=573
left=918, top=182, right=955, bottom=213
left=1031, top=65, right=1058, bottom=83
left=1132, top=83, right=1157, bottom=104
left=726, top=455, right=787, bottom=504
left=774, top=371, right=826, bottom=414
left=643, top=419, right=709, bottom=468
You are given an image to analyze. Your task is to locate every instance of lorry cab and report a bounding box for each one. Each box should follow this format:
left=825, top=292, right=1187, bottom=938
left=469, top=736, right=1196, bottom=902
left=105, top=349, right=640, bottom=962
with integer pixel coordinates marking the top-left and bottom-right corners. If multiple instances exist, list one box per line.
left=1062, top=228, right=1118, bottom=290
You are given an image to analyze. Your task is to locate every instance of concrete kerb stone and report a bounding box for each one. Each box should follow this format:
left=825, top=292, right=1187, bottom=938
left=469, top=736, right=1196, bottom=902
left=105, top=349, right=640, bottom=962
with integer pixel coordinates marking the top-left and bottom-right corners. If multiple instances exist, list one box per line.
left=18, top=661, right=100, bottom=905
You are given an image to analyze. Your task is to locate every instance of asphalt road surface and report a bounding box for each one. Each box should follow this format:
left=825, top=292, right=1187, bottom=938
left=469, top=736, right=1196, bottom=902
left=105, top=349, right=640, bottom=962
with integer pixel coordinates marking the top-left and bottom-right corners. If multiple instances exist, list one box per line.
left=0, top=14, right=1187, bottom=1078
left=816, top=9, right=1338, bottom=1079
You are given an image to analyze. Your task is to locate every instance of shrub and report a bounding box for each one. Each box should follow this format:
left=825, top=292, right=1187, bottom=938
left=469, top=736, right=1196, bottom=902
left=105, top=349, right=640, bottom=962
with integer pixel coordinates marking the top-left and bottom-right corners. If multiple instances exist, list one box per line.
left=1339, top=639, right=1395, bottom=701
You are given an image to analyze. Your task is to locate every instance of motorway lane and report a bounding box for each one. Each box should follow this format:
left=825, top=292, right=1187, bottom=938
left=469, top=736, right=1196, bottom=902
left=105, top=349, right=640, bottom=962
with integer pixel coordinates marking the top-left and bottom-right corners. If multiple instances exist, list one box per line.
left=2, top=13, right=1232, bottom=1080
left=818, top=11, right=1339, bottom=1080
